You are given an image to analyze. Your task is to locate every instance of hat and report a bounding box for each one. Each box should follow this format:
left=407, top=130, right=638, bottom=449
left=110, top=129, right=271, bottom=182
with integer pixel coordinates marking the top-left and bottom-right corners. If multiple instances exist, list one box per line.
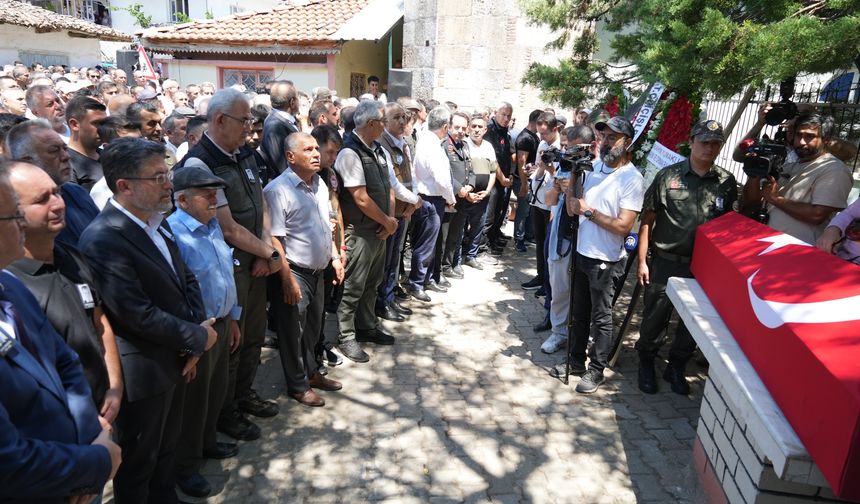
left=690, top=119, right=724, bottom=142
left=401, top=98, right=421, bottom=111
left=173, top=106, right=196, bottom=117
left=136, top=89, right=158, bottom=101
left=556, top=114, right=568, bottom=127
left=172, top=165, right=226, bottom=191
left=595, top=116, right=634, bottom=138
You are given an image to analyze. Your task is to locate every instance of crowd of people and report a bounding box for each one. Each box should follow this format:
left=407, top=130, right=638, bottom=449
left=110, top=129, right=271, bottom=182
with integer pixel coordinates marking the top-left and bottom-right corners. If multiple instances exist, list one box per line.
left=0, top=58, right=857, bottom=504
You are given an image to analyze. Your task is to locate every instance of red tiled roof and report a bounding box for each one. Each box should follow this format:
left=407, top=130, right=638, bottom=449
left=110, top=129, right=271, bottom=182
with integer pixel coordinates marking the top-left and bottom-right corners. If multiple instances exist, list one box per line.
left=139, top=0, right=369, bottom=49
left=0, top=0, right=132, bottom=42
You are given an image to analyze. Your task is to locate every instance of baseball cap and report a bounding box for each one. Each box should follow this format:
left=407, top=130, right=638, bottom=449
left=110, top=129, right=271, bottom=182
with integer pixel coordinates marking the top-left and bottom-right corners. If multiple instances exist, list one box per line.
left=173, top=106, right=196, bottom=117
left=690, top=119, right=724, bottom=142
left=136, top=89, right=158, bottom=101
left=401, top=98, right=421, bottom=111
left=595, top=116, right=634, bottom=138
left=172, top=165, right=226, bottom=191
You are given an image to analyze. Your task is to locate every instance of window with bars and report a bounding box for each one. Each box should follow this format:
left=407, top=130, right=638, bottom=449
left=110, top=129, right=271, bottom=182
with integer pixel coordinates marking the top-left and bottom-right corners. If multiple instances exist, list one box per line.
left=222, top=68, right=274, bottom=93
left=168, top=0, right=189, bottom=22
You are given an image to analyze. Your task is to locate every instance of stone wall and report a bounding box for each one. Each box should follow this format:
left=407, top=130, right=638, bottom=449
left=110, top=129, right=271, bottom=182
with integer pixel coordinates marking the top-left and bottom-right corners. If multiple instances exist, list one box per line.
left=402, top=0, right=578, bottom=122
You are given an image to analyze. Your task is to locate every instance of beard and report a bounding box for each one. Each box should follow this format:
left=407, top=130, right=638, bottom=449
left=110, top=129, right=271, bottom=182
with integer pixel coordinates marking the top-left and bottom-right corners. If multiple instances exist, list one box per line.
left=794, top=144, right=822, bottom=160
left=600, top=143, right=627, bottom=166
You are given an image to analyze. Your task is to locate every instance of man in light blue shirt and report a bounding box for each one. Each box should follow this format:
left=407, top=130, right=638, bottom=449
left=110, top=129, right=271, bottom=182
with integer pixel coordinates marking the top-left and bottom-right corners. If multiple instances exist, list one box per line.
left=167, top=165, right=242, bottom=499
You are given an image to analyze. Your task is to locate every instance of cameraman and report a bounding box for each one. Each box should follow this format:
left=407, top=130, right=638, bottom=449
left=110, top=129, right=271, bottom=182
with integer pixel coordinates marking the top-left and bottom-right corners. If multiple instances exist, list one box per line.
left=564, top=117, right=645, bottom=394
left=635, top=120, right=737, bottom=396
left=741, top=112, right=853, bottom=244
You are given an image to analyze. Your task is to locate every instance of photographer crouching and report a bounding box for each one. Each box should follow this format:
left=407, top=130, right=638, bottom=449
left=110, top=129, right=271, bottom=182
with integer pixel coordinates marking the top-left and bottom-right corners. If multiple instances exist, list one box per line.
left=740, top=111, right=853, bottom=244
left=564, top=117, right=645, bottom=394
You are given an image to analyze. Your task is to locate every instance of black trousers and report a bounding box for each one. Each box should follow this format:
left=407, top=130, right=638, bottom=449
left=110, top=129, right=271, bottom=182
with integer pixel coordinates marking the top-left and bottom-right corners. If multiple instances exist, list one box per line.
left=530, top=206, right=550, bottom=282
left=269, top=268, right=324, bottom=394
left=483, top=184, right=511, bottom=241
left=114, top=379, right=185, bottom=504
left=634, top=253, right=697, bottom=364
left=431, top=211, right=453, bottom=282
left=570, top=253, right=626, bottom=373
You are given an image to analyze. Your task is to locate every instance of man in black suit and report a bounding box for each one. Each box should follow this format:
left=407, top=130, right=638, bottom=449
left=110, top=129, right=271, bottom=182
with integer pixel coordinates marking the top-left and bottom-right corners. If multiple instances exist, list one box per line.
left=78, top=138, right=217, bottom=504
left=261, top=80, right=300, bottom=176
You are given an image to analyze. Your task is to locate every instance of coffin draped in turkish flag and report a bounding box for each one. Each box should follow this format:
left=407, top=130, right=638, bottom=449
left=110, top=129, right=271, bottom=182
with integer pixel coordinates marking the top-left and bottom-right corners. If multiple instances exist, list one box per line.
left=692, top=212, right=860, bottom=500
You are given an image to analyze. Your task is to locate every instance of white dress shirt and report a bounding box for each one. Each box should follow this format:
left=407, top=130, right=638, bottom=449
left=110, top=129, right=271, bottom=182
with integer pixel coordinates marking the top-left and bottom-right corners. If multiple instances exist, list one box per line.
left=412, top=131, right=455, bottom=205
left=109, top=198, right=176, bottom=276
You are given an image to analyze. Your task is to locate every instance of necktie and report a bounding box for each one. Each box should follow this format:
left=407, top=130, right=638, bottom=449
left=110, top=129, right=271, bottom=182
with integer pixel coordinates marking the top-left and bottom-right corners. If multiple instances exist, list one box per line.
left=0, top=287, right=39, bottom=358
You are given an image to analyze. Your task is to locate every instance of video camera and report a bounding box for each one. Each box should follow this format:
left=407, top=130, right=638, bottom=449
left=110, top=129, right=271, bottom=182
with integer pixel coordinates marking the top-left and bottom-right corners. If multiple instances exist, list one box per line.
left=541, top=144, right=595, bottom=177
left=740, top=138, right=787, bottom=179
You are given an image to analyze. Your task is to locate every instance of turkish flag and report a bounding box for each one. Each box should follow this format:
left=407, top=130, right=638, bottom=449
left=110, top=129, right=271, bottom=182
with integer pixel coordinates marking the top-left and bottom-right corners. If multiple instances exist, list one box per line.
left=692, top=212, right=860, bottom=500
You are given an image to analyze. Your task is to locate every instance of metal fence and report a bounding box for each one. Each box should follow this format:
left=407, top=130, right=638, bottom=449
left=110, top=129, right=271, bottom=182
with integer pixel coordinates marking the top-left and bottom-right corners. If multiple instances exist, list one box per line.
left=701, top=74, right=860, bottom=183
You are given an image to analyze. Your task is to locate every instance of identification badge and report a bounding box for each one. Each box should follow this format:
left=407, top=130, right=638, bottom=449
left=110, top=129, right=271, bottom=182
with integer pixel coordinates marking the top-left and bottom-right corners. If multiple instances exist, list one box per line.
left=395, top=154, right=404, bottom=164
left=245, top=168, right=256, bottom=183
left=0, top=332, right=15, bottom=356
left=76, top=284, right=95, bottom=309
left=715, top=197, right=724, bottom=210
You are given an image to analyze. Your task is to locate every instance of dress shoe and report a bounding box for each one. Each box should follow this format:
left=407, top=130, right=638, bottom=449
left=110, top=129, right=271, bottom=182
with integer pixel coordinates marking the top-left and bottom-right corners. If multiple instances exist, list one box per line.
left=515, top=240, right=527, bottom=253
left=394, top=285, right=410, bottom=301
left=202, top=441, right=239, bottom=460
left=217, top=410, right=261, bottom=441
left=425, top=281, right=447, bottom=293
left=663, top=360, right=690, bottom=395
left=438, top=276, right=452, bottom=288
left=463, top=258, right=483, bottom=270
left=356, top=329, right=395, bottom=345
left=391, top=300, right=413, bottom=315
left=309, top=372, right=343, bottom=391
left=442, top=267, right=464, bottom=279
left=409, top=288, right=432, bottom=302
left=263, top=328, right=278, bottom=348
left=376, top=304, right=406, bottom=322
left=337, top=339, right=369, bottom=363
left=533, top=312, right=551, bottom=332
left=638, top=358, right=658, bottom=394
left=534, top=286, right=546, bottom=298
left=290, top=389, right=325, bottom=407
left=177, top=472, right=212, bottom=498
left=238, top=390, right=279, bottom=418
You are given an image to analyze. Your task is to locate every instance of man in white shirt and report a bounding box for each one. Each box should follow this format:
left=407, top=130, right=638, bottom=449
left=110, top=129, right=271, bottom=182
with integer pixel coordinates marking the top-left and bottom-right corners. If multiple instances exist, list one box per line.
left=565, top=116, right=645, bottom=394
left=406, top=106, right=455, bottom=302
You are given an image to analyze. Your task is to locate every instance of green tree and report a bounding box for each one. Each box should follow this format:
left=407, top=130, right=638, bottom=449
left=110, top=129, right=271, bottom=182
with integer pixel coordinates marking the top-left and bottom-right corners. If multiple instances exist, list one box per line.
left=521, top=0, right=860, bottom=107
left=110, top=2, right=152, bottom=29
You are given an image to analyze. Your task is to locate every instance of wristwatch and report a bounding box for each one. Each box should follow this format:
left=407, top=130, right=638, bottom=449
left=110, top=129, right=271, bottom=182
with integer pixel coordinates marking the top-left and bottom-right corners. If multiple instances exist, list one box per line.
left=269, top=249, right=280, bottom=261
left=583, top=209, right=595, bottom=220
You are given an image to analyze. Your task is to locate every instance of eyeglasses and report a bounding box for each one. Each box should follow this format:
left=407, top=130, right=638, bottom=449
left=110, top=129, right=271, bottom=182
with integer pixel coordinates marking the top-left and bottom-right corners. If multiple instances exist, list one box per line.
left=223, top=113, right=254, bottom=127
left=124, top=172, right=171, bottom=185
left=0, top=211, right=26, bottom=226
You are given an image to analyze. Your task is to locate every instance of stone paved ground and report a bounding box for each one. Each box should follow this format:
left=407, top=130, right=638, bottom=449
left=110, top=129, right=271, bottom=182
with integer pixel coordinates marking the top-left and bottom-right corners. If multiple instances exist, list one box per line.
left=181, top=225, right=710, bottom=504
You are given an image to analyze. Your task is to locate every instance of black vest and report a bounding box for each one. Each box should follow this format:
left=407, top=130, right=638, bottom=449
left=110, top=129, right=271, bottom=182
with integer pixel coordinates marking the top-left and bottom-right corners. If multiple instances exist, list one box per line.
left=340, top=131, right=391, bottom=236
left=180, top=135, right=264, bottom=267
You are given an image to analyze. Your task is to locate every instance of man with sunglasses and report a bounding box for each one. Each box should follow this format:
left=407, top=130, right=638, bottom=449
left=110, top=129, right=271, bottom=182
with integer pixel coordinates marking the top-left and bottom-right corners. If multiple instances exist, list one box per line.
left=180, top=88, right=283, bottom=442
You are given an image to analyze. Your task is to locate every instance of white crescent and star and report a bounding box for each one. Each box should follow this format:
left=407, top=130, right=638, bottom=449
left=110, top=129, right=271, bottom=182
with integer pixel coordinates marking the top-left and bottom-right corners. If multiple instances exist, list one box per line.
left=746, top=234, right=860, bottom=328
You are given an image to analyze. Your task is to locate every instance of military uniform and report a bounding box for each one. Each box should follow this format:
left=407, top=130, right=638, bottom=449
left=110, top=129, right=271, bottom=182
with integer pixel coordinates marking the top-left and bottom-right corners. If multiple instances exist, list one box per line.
left=635, top=158, right=737, bottom=362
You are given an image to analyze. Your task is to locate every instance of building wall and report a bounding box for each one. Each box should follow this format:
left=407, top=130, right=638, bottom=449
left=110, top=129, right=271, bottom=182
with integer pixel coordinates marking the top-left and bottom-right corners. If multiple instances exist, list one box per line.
left=110, top=0, right=279, bottom=36
left=402, top=0, right=576, bottom=123
left=334, top=40, right=390, bottom=98
left=161, top=59, right=328, bottom=93
left=0, top=25, right=102, bottom=67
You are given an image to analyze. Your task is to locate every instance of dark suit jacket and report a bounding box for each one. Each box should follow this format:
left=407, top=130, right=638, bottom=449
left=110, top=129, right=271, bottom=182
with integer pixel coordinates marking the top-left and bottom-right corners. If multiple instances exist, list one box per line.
left=78, top=203, right=208, bottom=402
left=0, top=271, right=110, bottom=503
left=261, top=110, right=299, bottom=176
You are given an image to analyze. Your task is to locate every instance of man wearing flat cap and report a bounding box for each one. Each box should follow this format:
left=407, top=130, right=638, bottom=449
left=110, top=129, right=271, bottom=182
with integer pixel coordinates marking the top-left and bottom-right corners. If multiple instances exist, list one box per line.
left=167, top=165, right=242, bottom=498
left=635, top=119, right=737, bottom=396
left=564, top=115, right=645, bottom=394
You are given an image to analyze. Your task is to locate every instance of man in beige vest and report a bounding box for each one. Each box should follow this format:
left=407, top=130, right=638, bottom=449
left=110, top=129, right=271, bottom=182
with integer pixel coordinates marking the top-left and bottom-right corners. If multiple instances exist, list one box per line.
left=376, top=102, right=422, bottom=321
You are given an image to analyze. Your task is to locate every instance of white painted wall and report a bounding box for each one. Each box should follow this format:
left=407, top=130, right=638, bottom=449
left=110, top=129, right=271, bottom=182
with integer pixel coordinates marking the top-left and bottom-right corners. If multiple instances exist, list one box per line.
left=162, top=59, right=328, bottom=93
left=110, top=0, right=280, bottom=35
left=0, top=25, right=102, bottom=67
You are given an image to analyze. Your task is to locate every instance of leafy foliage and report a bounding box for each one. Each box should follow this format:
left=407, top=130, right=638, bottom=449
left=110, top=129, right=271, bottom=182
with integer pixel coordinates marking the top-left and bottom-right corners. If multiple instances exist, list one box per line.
left=110, top=2, right=152, bottom=29
left=174, top=12, right=192, bottom=24
left=521, top=0, right=860, bottom=107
